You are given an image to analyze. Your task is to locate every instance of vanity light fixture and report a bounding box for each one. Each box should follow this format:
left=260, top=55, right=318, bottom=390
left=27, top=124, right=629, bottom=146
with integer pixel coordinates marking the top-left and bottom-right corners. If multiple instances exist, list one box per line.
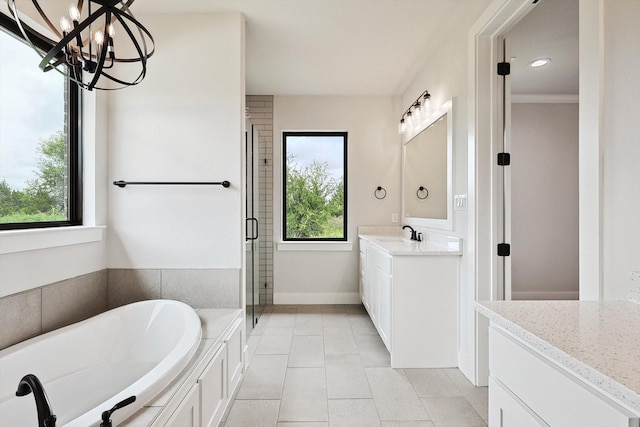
left=529, top=58, right=551, bottom=68
left=7, top=0, right=155, bottom=91
left=398, top=90, right=431, bottom=134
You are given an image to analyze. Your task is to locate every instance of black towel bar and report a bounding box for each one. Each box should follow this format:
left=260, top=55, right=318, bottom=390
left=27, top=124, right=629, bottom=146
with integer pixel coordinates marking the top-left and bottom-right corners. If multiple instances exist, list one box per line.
left=113, top=180, right=231, bottom=188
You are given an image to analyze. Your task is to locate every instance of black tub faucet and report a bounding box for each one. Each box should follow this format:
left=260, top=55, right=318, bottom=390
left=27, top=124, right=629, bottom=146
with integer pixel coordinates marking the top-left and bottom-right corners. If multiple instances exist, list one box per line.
left=16, top=374, right=57, bottom=427
left=402, top=225, right=422, bottom=241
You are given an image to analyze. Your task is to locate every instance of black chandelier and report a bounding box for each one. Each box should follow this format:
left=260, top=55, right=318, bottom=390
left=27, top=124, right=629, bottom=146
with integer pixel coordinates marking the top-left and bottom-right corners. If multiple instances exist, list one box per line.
left=399, top=90, right=431, bottom=134
left=8, top=0, right=154, bottom=91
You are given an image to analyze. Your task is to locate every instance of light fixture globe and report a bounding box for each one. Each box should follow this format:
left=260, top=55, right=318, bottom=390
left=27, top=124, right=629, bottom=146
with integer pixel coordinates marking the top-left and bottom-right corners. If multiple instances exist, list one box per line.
left=7, top=0, right=155, bottom=91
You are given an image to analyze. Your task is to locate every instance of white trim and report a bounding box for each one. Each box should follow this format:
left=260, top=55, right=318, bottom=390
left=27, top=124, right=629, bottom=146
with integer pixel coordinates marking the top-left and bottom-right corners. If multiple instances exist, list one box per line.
left=276, top=241, right=353, bottom=252
left=511, top=291, right=579, bottom=300
left=511, top=94, right=579, bottom=103
left=274, top=292, right=360, bottom=305
left=0, top=226, right=105, bottom=255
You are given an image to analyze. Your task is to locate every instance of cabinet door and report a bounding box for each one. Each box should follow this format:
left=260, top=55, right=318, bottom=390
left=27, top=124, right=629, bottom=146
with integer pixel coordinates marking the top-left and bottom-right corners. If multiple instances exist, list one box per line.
left=359, top=249, right=367, bottom=309
left=366, top=245, right=378, bottom=322
left=376, top=268, right=392, bottom=351
left=225, top=318, right=244, bottom=398
left=164, top=383, right=200, bottom=427
left=198, top=344, right=227, bottom=427
left=489, top=377, right=548, bottom=427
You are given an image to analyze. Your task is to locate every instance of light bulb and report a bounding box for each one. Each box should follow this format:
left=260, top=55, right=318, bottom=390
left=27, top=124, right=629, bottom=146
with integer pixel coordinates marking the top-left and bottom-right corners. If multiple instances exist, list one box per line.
left=413, top=102, right=423, bottom=122
left=108, top=24, right=115, bottom=38
left=421, top=95, right=432, bottom=123
left=69, top=4, right=81, bottom=21
left=60, top=16, right=72, bottom=32
left=406, top=111, right=414, bottom=130
left=94, top=30, right=104, bottom=46
left=398, top=119, right=407, bottom=135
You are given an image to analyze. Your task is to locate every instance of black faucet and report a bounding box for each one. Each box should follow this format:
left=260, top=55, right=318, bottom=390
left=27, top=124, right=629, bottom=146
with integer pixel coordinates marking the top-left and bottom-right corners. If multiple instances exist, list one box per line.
left=402, top=225, right=422, bottom=241
left=16, top=374, right=57, bottom=427
left=101, top=395, right=137, bottom=427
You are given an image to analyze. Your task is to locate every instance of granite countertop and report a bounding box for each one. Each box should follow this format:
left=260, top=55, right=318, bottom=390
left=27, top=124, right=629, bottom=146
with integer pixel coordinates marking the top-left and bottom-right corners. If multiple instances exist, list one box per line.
left=476, top=300, right=640, bottom=413
left=358, top=227, right=462, bottom=256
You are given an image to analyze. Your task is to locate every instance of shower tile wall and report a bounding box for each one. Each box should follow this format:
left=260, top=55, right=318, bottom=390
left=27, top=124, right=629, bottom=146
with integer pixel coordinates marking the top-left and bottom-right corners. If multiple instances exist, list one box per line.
left=247, top=95, right=274, bottom=305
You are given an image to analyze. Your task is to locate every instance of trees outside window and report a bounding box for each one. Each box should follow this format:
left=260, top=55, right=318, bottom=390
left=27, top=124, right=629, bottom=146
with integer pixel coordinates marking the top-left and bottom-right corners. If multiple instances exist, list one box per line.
left=0, top=15, right=81, bottom=229
left=283, top=132, right=347, bottom=241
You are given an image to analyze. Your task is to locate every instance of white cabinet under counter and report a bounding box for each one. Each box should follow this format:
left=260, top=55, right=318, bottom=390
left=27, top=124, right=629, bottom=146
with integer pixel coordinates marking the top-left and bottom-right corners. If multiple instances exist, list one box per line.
left=477, top=301, right=640, bottom=427
left=358, top=233, right=462, bottom=368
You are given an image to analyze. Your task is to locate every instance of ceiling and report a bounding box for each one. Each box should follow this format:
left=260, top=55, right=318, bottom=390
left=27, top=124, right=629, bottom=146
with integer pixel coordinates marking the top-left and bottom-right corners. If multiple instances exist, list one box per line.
left=507, top=0, right=579, bottom=95
left=132, top=0, right=493, bottom=96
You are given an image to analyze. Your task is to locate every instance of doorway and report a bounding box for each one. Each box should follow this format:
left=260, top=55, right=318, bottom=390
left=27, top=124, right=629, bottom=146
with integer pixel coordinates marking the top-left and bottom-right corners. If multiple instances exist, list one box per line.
left=497, top=0, right=580, bottom=301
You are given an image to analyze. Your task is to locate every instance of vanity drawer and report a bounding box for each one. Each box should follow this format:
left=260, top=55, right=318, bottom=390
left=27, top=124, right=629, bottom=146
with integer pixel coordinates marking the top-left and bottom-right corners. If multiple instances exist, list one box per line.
left=489, top=326, right=639, bottom=427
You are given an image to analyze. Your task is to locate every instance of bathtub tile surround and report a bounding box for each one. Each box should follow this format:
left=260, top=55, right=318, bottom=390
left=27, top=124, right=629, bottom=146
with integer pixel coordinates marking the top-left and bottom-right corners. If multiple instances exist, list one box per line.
left=0, top=289, right=42, bottom=350
left=42, top=270, right=108, bottom=333
left=108, top=269, right=162, bottom=308
left=163, top=269, right=240, bottom=309
left=107, top=268, right=241, bottom=309
left=0, top=270, right=108, bottom=350
left=630, top=271, right=640, bottom=303
left=0, top=268, right=241, bottom=351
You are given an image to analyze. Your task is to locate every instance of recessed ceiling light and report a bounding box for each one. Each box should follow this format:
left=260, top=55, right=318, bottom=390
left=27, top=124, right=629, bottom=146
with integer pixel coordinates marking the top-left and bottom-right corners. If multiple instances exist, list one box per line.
left=529, top=58, right=551, bottom=68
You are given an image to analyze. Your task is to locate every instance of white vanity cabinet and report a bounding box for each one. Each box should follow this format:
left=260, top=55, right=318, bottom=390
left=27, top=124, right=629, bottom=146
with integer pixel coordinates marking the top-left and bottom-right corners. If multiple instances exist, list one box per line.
left=358, top=236, right=459, bottom=368
left=486, top=323, right=640, bottom=427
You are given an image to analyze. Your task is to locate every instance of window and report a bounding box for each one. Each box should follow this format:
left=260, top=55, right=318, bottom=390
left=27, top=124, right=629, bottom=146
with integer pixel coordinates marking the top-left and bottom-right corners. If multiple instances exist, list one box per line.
left=283, top=131, right=347, bottom=241
left=0, top=14, right=81, bottom=230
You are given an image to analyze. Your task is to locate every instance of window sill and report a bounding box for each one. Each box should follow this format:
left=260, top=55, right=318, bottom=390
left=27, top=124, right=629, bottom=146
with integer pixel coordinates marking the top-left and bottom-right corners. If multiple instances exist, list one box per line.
left=0, top=226, right=106, bottom=255
left=276, top=241, right=353, bottom=252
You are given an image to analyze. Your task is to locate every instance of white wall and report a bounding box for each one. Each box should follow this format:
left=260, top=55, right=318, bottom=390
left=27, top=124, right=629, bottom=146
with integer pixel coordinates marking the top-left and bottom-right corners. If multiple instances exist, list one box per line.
left=272, top=96, right=400, bottom=303
left=511, top=103, right=579, bottom=300
left=0, top=90, right=108, bottom=298
left=400, top=14, right=477, bottom=380
left=107, top=13, right=245, bottom=270
left=601, top=0, right=640, bottom=300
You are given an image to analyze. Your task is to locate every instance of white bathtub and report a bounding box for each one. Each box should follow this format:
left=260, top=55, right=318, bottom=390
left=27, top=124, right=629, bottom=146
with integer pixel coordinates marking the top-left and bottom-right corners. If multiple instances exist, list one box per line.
left=0, top=299, right=202, bottom=427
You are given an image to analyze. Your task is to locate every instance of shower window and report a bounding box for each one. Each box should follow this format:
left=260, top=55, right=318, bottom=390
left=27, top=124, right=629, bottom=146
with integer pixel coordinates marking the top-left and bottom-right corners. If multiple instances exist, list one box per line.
left=283, top=131, right=347, bottom=241
left=0, top=15, right=81, bottom=230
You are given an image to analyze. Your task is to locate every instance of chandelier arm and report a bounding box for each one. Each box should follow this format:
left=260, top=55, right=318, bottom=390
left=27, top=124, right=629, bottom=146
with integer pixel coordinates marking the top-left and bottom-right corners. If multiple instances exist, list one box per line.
left=38, top=5, right=109, bottom=72
left=86, top=10, right=113, bottom=90
left=8, top=1, right=58, bottom=54
left=110, top=9, right=155, bottom=62
left=117, top=0, right=136, bottom=14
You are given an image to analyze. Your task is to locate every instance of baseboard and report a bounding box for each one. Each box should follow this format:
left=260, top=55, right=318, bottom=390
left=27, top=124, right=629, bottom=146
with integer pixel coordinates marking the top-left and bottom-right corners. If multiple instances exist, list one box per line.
left=273, top=292, right=361, bottom=305
left=511, top=291, right=579, bottom=300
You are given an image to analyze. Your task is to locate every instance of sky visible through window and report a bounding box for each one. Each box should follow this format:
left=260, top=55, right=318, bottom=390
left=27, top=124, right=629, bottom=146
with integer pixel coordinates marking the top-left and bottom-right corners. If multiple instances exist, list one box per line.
left=286, top=135, right=344, bottom=182
left=0, top=28, right=64, bottom=190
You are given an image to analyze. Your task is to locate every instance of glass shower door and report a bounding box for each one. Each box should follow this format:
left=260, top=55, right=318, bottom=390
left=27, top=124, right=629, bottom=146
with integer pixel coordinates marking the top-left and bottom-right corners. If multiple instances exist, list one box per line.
left=245, top=121, right=261, bottom=333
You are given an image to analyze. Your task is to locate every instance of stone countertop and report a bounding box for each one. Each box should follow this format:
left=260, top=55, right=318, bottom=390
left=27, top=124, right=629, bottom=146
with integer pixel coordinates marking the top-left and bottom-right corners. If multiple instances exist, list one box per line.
left=476, top=300, right=640, bottom=413
left=359, top=233, right=462, bottom=256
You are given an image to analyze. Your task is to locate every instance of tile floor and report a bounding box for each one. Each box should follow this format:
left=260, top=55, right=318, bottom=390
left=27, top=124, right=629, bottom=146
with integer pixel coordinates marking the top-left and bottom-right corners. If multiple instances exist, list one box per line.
left=223, top=304, right=488, bottom=427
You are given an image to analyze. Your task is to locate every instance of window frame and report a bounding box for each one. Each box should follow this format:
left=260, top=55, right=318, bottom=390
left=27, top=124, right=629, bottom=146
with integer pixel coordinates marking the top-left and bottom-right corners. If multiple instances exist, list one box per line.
left=282, top=131, right=348, bottom=242
left=0, top=13, right=82, bottom=231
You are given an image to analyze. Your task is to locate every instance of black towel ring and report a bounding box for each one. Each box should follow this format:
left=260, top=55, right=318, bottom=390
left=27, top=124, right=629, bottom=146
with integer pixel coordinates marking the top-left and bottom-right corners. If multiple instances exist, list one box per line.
left=374, top=186, right=387, bottom=200
left=417, top=186, right=429, bottom=200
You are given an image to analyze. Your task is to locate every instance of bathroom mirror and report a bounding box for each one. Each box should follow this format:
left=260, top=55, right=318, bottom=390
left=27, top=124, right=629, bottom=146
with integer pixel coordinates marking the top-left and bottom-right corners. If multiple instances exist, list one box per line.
left=402, top=100, right=453, bottom=230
